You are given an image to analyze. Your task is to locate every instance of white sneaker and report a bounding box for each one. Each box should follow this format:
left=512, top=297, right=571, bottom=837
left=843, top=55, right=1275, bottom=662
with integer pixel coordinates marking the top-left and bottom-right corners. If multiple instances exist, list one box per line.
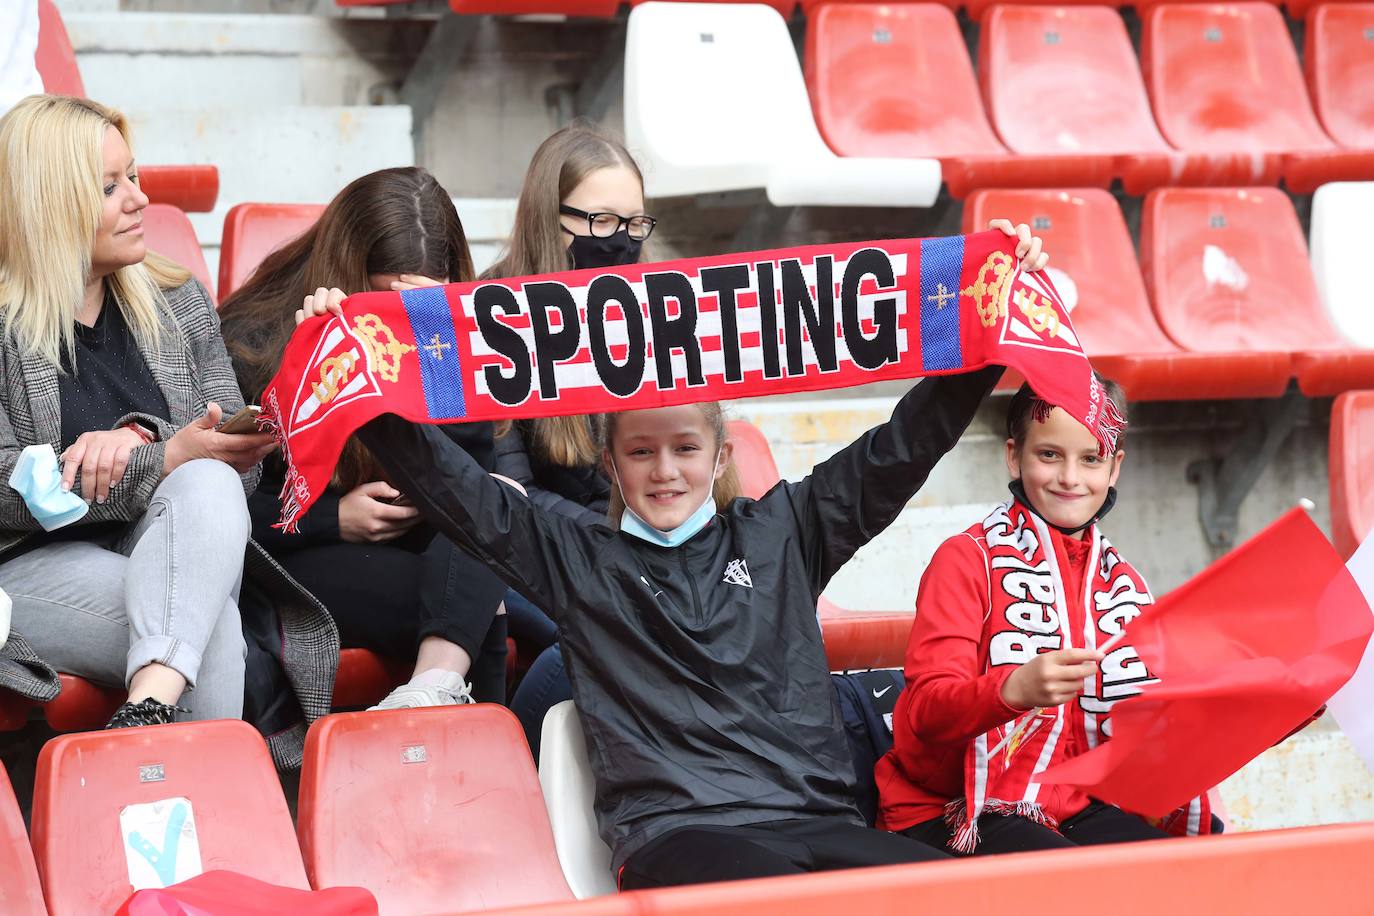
left=368, top=671, right=474, bottom=711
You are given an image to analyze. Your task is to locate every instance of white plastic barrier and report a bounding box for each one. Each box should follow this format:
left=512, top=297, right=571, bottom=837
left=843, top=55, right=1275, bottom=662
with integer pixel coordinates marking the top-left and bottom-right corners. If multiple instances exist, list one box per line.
left=624, top=1, right=941, bottom=206
left=538, top=701, right=617, bottom=899
left=1311, top=182, right=1374, bottom=349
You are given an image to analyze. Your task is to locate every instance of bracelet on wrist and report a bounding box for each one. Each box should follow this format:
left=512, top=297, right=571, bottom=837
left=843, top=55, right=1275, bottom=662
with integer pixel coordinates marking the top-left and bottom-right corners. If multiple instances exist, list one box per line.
left=123, top=422, right=156, bottom=445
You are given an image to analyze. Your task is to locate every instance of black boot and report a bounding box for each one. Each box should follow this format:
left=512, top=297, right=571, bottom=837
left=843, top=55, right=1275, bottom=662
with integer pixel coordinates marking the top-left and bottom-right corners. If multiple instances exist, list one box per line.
left=104, top=697, right=187, bottom=729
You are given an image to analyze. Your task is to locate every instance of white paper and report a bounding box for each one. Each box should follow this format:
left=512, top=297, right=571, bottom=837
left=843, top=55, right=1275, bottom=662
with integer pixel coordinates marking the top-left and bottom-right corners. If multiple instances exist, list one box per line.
left=119, top=797, right=203, bottom=891
left=1327, top=532, right=1374, bottom=776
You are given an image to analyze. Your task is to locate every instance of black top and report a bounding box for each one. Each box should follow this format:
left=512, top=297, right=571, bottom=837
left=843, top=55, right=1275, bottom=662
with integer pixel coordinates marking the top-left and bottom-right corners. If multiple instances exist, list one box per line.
left=59, top=290, right=169, bottom=448
left=358, top=366, right=1002, bottom=870
left=491, top=420, right=611, bottom=528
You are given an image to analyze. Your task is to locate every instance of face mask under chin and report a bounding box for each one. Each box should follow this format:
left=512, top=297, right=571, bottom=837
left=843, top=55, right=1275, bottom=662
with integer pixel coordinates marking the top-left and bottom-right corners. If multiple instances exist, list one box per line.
left=567, top=229, right=643, bottom=271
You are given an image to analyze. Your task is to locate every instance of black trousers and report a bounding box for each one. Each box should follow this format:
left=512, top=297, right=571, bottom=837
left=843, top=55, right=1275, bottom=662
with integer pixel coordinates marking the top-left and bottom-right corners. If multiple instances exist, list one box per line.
left=902, top=800, right=1169, bottom=856
left=277, top=531, right=509, bottom=702
left=619, top=817, right=948, bottom=890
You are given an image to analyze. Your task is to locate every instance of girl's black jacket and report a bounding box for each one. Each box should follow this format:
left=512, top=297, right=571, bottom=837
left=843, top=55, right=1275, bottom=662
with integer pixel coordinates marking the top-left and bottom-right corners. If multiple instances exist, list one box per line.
left=358, top=366, right=1001, bottom=870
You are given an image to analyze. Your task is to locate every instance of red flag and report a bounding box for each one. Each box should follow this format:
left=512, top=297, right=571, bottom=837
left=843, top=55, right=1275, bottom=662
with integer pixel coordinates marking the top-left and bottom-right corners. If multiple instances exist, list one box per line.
left=260, top=231, right=1121, bottom=531
left=1039, top=508, right=1373, bottom=816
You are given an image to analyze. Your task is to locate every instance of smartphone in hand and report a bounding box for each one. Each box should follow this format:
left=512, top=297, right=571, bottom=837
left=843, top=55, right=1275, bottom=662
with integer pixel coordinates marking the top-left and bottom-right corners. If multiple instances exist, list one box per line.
left=218, top=405, right=263, bottom=435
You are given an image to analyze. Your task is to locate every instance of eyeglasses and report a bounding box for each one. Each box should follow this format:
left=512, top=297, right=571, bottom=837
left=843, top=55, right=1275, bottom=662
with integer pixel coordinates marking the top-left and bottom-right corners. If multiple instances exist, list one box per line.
left=559, top=205, right=658, bottom=241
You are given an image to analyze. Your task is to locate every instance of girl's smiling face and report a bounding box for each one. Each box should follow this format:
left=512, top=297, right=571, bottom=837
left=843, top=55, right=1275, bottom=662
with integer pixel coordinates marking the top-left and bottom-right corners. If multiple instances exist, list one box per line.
left=1007, top=405, right=1124, bottom=533
left=604, top=405, right=733, bottom=531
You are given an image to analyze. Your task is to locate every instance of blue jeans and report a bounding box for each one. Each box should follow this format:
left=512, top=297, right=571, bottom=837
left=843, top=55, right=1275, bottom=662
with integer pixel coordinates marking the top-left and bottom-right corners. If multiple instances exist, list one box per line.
left=510, top=643, right=571, bottom=761
left=503, top=588, right=558, bottom=652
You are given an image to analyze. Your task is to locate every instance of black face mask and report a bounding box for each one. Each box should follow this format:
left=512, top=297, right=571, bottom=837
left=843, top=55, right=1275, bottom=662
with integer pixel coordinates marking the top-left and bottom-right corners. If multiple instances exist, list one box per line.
left=567, top=229, right=643, bottom=270
left=1008, top=479, right=1117, bottom=536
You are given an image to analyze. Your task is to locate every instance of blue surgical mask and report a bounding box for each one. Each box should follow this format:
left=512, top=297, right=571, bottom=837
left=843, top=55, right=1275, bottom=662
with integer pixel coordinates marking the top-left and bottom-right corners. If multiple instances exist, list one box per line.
left=8, top=444, right=89, bottom=531
left=612, top=450, right=720, bottom=549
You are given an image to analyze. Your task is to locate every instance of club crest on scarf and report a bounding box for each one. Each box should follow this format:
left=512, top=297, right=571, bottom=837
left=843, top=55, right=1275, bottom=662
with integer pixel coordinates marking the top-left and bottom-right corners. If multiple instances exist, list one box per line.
left=288, top=313, right=412, bottom=436
left=261, top=231, right=1118, bottom=530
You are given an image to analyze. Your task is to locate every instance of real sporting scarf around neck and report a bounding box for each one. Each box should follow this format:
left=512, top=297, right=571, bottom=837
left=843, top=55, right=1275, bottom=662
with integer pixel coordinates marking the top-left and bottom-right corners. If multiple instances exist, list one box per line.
left=259, top=230, right=1124, bottom=531
left=949, top=498, right=1210, bottom=852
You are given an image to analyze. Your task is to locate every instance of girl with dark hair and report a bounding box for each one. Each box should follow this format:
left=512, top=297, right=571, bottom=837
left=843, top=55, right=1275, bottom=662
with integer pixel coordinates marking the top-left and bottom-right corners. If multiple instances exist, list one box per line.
left=220, top=166, right=508, bottom=708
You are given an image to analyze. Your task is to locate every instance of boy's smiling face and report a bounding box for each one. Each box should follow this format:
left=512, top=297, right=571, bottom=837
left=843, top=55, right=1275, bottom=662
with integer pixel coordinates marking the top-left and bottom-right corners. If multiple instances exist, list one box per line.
left=1007, top=406, right=1124, bottom=533
left=604, top=406, right=732, bottom=532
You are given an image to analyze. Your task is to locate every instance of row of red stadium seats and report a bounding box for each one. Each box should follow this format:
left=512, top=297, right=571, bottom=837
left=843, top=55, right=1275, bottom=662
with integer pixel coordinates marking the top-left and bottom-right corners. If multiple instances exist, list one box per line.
left=2, top=712, right=1373, bottom=915
left=808, top=2, right=1374, bottom=196
left=340, top=0, right=1356, bottom=22
left=622, top=1, right=1374, bottom=206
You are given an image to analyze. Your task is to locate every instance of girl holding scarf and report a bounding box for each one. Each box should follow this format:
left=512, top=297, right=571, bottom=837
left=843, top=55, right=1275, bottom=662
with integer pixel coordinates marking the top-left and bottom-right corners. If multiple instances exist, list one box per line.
left=289, top=219, right=1050, bottom=889
left=876, top=378, right=1211, bottom=854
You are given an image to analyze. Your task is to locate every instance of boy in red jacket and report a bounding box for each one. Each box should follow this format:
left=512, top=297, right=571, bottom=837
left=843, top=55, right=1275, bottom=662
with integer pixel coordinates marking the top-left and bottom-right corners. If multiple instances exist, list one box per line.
left=875, top=378, right=1209, bottom=854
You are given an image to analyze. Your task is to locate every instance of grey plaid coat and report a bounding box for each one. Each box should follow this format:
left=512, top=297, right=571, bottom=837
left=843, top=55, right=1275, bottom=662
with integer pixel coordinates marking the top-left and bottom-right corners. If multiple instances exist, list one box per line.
left=0, top=278, right=337, bottom=768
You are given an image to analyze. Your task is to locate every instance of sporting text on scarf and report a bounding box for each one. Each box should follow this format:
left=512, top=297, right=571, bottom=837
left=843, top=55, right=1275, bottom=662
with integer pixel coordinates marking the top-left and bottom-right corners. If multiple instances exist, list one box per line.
left=261, top=231, right=1123, bottom=530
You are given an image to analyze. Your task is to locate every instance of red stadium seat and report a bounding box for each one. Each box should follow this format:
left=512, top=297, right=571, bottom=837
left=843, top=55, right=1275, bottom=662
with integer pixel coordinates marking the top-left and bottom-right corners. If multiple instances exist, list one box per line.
left=1142, top=3, right=1374, bottom=192
left=1305, top=3, right=1374, bottom=150
left=35, top=0, right=83, bottom=96
left=0, top=764, right=47, bottom=916
left=449, top=0, right=621, bottom=14
left=726, top=419, right=781, bottom=500
left=43, top=674, right=124, bottom=732
left=805, top=3, right=1107, bottom=198
left=963, top=188, right=1291, bottom=399
left=298, top=706, right=574, bottom=912
left=32, top=720, right=308, bottom=916
left=1141, top=187, right=1374, bottom=396
left=0, top=675, right=124, bottom=734
left=143, top=204, right=214, bottom=299
left=980, top=6, right=1176, bottom=195
left=331, top=649, right=410, bottom=709
left=217, top=203, right=324, bottom=302
left=138, top=166, right=220, bottom=214
left=726, top=419, right=912, bottom=669
left=1330, top=391, right=1374, bottom=558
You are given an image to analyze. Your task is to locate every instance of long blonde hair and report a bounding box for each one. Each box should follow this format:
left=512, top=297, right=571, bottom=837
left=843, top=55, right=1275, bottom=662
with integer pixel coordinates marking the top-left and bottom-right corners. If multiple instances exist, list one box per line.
left=0, top=95, right=186, bottom=369
left=600, top=403, right=743, bottom=523
left=486, top=121, right=646, bottom=468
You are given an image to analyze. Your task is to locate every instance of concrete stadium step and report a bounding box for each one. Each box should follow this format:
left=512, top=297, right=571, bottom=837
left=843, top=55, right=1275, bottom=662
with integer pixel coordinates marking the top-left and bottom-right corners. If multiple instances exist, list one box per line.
left=63, top=11, right=421, bottom=111
left=124, top=105, right=414, bottom=281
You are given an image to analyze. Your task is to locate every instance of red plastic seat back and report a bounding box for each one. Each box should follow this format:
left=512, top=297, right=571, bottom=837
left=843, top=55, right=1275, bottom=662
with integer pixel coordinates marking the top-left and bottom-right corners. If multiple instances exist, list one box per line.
left=964, top=188, right=1174, bottom=359
left=981, top=5, right=1168, bottom=155
left=1331, top=391, right=1374, bottom=558
left=806, top=3, right=1003, bottom=159
left=143, top=204, right=214, bottom=301
left=0, top=764, right=46, bottom=916
left=1141, top=187, right=1331, bottom=352
left=726, top=419, right=781, bottom=499
left=32, top=720, right=308, bottom=916
left=1142, top=3, right=1329, bottom=152
left=35, top=0, right=83, bottom=96
left=217, top=203, right=324, bottom=303
left=1305, top=3, right=1374, bottom=149
left=298, top=706, right=573, bottom=913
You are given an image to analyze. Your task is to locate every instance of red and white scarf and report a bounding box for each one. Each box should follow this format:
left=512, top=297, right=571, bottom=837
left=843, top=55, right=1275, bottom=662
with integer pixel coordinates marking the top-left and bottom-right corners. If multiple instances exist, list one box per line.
left=949, top=499, right=1210, bottom=852
left=259, top=231, right=1123, bottom=530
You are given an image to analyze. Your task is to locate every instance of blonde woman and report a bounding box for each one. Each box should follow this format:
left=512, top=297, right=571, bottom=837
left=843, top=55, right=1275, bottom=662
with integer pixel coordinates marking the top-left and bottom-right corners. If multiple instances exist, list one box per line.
left=0, top=95, right=330, bottom=733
